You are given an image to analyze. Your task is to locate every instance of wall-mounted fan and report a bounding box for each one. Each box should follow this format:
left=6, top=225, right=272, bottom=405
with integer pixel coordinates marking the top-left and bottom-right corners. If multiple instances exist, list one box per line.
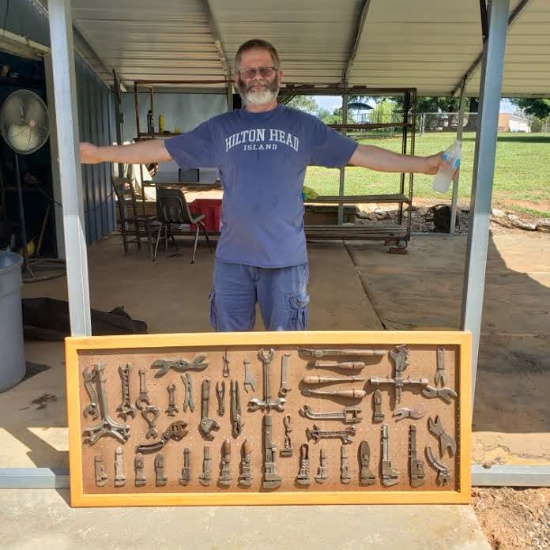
left=0, top=89, right=64, bottom=281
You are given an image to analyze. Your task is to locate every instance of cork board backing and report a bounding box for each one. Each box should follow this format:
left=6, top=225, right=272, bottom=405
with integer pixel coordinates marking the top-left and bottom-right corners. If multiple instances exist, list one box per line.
left=66, top=331, right=471, bottom=507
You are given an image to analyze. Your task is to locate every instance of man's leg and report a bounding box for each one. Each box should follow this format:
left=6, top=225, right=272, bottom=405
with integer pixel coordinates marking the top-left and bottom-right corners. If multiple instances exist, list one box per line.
left=257, top=263, right=309, bottom=331
left=210, top=260, right=257, bottom=331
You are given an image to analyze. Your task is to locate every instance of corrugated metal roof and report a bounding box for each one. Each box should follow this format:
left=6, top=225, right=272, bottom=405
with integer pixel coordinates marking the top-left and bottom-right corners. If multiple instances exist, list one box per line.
left=49, top=0, right=550, bottom=96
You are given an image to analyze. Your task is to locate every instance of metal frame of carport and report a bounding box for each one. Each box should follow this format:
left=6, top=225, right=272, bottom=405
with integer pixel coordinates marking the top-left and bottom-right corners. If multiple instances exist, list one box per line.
left=0, top=0, right=548, bottom=489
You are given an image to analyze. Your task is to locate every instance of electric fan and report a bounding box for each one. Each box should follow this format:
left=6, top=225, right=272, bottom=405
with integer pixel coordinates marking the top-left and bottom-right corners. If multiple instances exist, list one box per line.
left=0, top=89, right=64, bottom=281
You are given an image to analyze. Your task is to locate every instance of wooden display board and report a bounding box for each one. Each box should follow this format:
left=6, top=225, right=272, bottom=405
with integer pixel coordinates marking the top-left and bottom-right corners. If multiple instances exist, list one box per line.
left=66, top=331, right=471, bottom=507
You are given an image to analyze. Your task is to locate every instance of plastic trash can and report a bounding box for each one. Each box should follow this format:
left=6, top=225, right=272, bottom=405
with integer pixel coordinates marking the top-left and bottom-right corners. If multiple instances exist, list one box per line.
left=0, top=251, right=25, bottom=392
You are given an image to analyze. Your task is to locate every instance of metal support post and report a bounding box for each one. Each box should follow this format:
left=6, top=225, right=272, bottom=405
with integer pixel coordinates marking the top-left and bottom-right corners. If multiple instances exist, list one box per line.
left=450, top=81, right=467, bottom=235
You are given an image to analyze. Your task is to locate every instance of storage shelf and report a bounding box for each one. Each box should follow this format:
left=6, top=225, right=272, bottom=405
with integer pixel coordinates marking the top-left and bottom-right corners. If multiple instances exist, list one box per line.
left=305, top=224, right=409, bottom=241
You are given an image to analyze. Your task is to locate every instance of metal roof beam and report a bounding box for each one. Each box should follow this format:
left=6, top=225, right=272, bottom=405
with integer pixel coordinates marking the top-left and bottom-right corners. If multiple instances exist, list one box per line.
left=203, top=0, right=231, bottom=77
left=342, top=0, right=373, bottom=85
left=451, top=0, right=532, bottom=96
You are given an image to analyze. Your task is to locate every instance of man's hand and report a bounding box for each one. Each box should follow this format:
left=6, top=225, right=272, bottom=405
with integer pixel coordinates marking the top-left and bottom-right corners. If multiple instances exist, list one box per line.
left=79, top=142, right=103, bottom=164
left=424, top=152, right=444, bottom=175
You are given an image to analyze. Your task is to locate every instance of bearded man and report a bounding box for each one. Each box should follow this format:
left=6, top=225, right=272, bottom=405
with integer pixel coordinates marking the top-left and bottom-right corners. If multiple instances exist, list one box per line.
left=80, top=39, right=446, bottom=332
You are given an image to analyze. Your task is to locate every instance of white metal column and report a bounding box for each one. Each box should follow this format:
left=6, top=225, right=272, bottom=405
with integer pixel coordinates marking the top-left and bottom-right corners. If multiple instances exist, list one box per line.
left=47, top=0, right=91, bottom=336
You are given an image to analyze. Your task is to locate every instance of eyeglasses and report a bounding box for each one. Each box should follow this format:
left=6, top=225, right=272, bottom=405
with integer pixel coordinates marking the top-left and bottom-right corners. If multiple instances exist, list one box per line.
left=238, top=66, right=277, bottom=79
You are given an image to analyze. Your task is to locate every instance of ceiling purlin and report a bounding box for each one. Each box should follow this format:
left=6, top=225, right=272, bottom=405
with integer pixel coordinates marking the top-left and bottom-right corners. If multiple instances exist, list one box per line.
left=451, top=0, right=532, bottom=96
left=342, top=0, right=373, bottom=86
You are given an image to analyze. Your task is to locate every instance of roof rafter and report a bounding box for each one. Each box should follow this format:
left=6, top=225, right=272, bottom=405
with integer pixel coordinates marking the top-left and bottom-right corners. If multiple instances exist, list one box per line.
left=342, top=0, right=373, bottom=85
left=450, top=0, right=532, bottom=96
left=203, top=0, right=231, bottom=78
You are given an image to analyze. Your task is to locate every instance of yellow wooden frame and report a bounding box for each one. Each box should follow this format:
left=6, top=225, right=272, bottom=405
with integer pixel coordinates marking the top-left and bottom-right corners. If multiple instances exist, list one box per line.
left=66, top=330, right=471, bottom=507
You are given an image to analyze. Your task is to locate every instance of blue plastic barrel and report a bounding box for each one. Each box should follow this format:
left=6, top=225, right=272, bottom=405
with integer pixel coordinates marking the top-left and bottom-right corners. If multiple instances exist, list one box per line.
left=0, top=251, right=25, bottom=392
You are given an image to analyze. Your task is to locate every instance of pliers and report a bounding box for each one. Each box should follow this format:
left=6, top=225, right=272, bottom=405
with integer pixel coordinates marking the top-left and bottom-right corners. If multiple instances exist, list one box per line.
left=392, top=406, right=427, bottom=422
left=428, top=415, right=457, bottom=458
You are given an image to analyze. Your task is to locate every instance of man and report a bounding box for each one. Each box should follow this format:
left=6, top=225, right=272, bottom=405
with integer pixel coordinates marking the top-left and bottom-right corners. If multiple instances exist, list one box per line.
left=80, top=39, right=446, bottom=332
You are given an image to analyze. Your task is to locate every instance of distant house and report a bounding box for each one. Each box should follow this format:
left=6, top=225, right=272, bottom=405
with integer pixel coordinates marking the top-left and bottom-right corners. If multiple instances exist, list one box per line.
left=498, top=113, right=531, bottom=132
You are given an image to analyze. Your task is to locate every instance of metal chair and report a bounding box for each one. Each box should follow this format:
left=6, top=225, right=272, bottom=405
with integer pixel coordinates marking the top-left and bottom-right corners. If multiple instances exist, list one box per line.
left=111, top=177, right=157, bottom=259
left=154, top=186, right=213, bottom=263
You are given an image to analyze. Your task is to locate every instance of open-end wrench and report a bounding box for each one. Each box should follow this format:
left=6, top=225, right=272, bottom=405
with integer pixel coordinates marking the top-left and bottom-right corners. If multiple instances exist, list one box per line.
left=422, top=385, right=458, bottom=403
left=166, top=384, right=179, bottom=416
left=135, top=367, right=151, bottom=410
left=393, top=405, right=427, bottom=422
left=117, top=364, right=136, bottom=420
left=83, top=368, right=99, bottom=420
left=299, top=404, right=362, bottom=424
left=435, top=347, right=447, bottom=386
left=248, top=348, right=286, bottom=412
left=428, top=415, right=457, bottom=457
left=306, top=424, right=356, bottom=445
left=151, top=354, right=208, bottom=377
left=142, top=405, right=160, bottom=439
left=182, top=373, right=194, bottom=413
left=243, top=359, right=257, bottom=393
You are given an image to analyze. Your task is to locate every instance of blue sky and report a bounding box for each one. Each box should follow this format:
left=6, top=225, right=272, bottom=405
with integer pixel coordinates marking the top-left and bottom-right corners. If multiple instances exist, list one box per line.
left=315, top=96, right=515, bottom=113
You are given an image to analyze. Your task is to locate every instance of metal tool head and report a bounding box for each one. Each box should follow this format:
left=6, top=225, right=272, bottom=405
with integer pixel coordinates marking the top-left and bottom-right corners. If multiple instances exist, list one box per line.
left=200, top=417, right=220, bottom=437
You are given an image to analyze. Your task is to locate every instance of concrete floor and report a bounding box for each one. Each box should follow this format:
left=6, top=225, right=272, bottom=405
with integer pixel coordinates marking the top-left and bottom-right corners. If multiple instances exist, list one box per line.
left=1, top=229, right=548, bottom=548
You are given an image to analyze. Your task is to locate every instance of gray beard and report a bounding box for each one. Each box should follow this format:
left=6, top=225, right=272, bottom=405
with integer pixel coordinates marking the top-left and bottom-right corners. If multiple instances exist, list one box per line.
left=237, top=76, right=280, bottom=106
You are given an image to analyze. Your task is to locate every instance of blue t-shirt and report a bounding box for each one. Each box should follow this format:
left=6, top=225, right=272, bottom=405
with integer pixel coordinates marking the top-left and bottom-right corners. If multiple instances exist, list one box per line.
left=165, top=105, right=357, bottom=268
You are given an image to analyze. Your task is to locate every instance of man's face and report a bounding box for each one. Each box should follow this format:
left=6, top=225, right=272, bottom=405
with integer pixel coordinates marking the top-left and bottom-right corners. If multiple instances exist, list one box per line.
left=234, top=48, right=282, bottom=106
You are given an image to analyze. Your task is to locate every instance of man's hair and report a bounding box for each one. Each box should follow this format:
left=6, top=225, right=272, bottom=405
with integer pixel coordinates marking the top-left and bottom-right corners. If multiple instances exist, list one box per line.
left=234, top=39, right=281, bottom=72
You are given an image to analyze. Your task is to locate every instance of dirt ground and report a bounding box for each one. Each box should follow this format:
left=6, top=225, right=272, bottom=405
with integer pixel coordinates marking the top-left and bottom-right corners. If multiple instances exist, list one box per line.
left=472, top=487, right=550, bottom=549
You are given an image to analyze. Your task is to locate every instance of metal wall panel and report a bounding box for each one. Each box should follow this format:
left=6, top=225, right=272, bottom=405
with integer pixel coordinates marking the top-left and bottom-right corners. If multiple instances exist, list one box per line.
left=0, top=0, right=51, bottom=45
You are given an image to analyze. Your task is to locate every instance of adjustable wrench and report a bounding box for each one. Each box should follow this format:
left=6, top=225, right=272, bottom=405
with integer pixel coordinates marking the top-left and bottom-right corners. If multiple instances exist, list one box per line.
left=200, top=379, right=219, bottom=439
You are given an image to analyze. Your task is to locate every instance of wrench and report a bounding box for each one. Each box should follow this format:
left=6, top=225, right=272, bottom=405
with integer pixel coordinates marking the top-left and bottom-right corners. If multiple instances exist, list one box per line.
left=182, top=373, right=194, bottom=413
left=151, top=354, right=208, bottom=377
left=83, top=369, right=99, bottom=420
left=422, top=385, right=458, bottom=403
left=248, top=348, right=286, bottom=412
left=381, top=424, right=399, bottom=487
left=166, top=384, right=179, bottom=416
left=200, top=379, right=219, bottom=439
left=136, top=420, right=188, bottom=453
left=142, top=405, right=160, bottom=439
left=216, top=380, right=226, bottom=416
left=243, top=359, right=257, bottom=393
left=135, top=367, right=151, bottom=410
left=116, top=364, right=136, bottom=420
left=435, top=347, right=446, bottom=386
left=428, top=415, right=457, bottom=457
left=279, top=353, right=291, bottom=397
left=393, top=405, right=427, bottom=422
left=299, top=404, right=362, bottom=424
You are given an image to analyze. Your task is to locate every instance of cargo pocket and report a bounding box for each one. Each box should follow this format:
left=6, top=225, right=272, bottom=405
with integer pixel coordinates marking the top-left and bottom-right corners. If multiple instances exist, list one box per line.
left=287, top=292, right=310, bottom=330
left=209, top=288, right=217, bottom=331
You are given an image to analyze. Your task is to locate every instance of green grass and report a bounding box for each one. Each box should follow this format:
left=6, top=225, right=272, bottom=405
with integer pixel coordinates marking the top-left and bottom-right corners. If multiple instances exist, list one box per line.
left=304, top=132, right=550, bottom=217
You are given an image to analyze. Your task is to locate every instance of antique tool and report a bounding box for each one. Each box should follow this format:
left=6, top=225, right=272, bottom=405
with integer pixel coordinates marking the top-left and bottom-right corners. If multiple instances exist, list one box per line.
left=421, top=385, right=458, bottom=404
left=179, top=447, right=191, bottom=486
left=296, top=443, right=312, bottom=486
left=369, top=345, right=429, bottom=405
left=281, top=414, right=293, bottom=457
left=151, top=354, right=208, bottom=377
left=372, top=389, right=384, bottom=422
left=230, top=380, right=244, bottom=437
left=426, top=445, right=450, bottom=484
left=238, top=439, right=252, bottom=487
left=154, top=452, right=167, bottom=486
left=243, top=359, right=257, bottom=393
left=279, top=353, right=291, bottom=397
left=222, top=350, right=230, bottom=378
left=94, top=455, right=107, bottom=487
left=182, top=373, right=194, bottom=413
left=298, top=348, right=384, bottom=358
left=216, top=380, right=226, bottom=416
left=381, top=424, right=399, bottom=487
left=306, top=424, right=356, bottom=445
left=166, top=384, right=179, bottom=417
left=262, top=415, right=282, bottom=489
left=114, top=446, right=126, bottom=487
left=135, top=367, right=151, bottom=410
left=393, top=405, right=427, bottom=422
left=299, top=404, right=362, bottom=424
left=428, top=415, right=457, bottom=457
left=83, top=368, right=99, bottom=420
left=313, top=360, right=366, bottom=371
left=116, top=364, right=136, bottom=420
left=301, top=388, right=366, bottom=399
left=435, top=347, right=447, bottom=386
left=301, top=375, right=366, bottom=385
left=340, top=444, right=351, bottom=484
left=141, top=406, right=160, bottom=439
left=200, top=379, right=219, bottom=439
left=136, top=420, right=188, bottom=453
left=249, top=348, right=286, bottom=412
left=409, top=425, right=426, bottom=488
left=199, top=446, right=212, bottom=486
left=134, top=452, right=146, bottom=487
left=358, top=440, right=376, bottom=486
left=83, top=363, right=130, bottom=445
left=218, top=438, right=232, bottom=487
left=315, top=448, right=328, bottom=483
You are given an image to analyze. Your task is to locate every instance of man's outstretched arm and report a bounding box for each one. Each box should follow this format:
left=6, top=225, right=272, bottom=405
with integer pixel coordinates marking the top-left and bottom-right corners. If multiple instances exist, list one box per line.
left=79, top=140, right=172, bottom=165
left=349, top=144, right=443, bottom=175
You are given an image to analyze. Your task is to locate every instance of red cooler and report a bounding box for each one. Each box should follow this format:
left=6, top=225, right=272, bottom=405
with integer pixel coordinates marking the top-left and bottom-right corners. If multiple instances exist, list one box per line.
left=189, top=199, right=222, bottom=232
